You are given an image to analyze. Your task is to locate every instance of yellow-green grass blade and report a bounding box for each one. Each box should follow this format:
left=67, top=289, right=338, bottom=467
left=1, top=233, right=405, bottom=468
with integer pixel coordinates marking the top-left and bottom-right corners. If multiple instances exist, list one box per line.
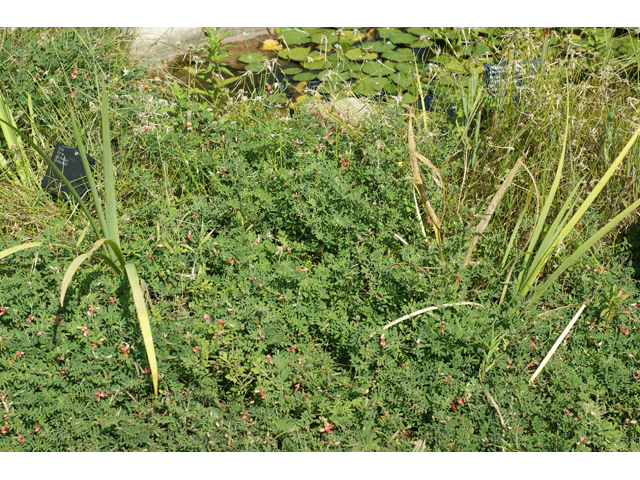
left=91, top=253, right=122, bottom=275
left=532, top=195, right=640, bottom=301
left=124, top=263, right=158, bottom=396
left=100, top=79, right=120, bottom=248
left=60, top=238, right=126, bottom=306
left=519, top=103, right=570, bottom=294
left=0, top=117, right=101, bottom=237
left=547, top=122, right=640, bottom=258
left=0, top=242, right=42, bottom=260
left=500, top=193, right=531, bottom=271
left=520, top=181, right=581, bottom=294
left=0, top=91, right=34, bottom=186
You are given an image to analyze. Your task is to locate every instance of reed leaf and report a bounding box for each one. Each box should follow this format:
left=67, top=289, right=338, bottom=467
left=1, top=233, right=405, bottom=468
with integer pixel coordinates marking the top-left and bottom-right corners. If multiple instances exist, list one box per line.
left=124, top=263, right=159, bottom=396
left=0, top=242, right=42, bottom=260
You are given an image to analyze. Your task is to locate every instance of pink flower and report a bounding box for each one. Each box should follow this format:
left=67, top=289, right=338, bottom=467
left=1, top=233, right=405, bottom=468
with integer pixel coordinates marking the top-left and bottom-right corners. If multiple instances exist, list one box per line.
left=15, top=351, right=24, bottom=357
left=144, top=366, right=151, bottom=373
left=530, top=342, right=535, bottom=349
left=508, top=359, right=513, bottom=365
left=17, top=435, right=24, bottom=443
left=319, top=423, right=333, bottom=433
left=33, top=425, right=40, bottom=433
left=204, top=313, right=210, bottom=322
left=294, top=383, right=300, bottom=391
left=70, top=90, right=77, bottom=98
left=340, top=158, right=349, bottom=168
left=109, top=296, right=115, bottom=304
left=260, top=389, right=266, bottom=399
left=71, top=69, right=78, bottom=79
left=87, top=305, right=94, bottom=316
left=380, top=335, right=386, bottom=347
left=187, top=121, right=192, bottom=130
left=266, top=83, right=272, bottom=93
left=457, top=398, right=464, bottom=404
left=92, top=342, right=98, bottom=348
left=193, top=346, right=200, bottom=353
left=266, top=355, right=274, bottom=364
left=0, top=306, right=5, bottom=315
left=228, top=259, right=234, bottom=264
left=121, top=346, right=129, bottom=357
left=143, top=84, right=151, bottom=91
left=290, top=344, right=297, bottom=353
left=1, top=426, right=7, bottom=434
left=294, top=140, right=300, bottom=147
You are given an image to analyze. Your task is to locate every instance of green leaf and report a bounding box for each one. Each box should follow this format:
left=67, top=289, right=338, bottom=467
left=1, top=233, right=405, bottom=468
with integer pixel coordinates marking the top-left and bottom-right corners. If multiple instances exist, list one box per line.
left=0, top=242, right=42, bottom=261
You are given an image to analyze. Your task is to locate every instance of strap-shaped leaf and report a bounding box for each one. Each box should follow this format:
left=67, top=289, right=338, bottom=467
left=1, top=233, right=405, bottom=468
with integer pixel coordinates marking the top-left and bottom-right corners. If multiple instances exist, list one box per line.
left=0, top=242, right=42, bottom=260
left=60, top=238, right=126, bottom=306
left=124, top=264, right=158, bottom=396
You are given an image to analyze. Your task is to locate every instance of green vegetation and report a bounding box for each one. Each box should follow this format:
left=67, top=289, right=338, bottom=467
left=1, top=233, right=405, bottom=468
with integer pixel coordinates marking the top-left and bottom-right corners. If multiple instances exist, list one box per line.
left=1, top=27, right=640, bottom=451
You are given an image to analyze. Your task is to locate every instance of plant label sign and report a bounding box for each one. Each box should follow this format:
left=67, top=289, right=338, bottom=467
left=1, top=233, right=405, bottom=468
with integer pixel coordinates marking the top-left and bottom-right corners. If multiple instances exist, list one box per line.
left=41, top=142, right=95, bottom=203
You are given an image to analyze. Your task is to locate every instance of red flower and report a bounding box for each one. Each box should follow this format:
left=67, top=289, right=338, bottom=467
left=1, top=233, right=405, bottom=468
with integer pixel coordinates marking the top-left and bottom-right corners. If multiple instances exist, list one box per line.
left=187, top=121, right=192, bottom=130
left=193, top=346, right=200, bottom=353
left=319, top=423, right=334, bottom=433
left=290, top=344, right=297, bottom=353
left=70, top=90, right=77, bottom=98
left=450, top=402, right=457, bottom=411
left=228, top=259, right=234, bottom=264
left=71, top=69, right=78, bottom=79
left=1, top=426, right=7, bottom=434
left=340, top=158, right=349, bottom=168
left=457, top=398, right=464, bottom=404
left=266, top=354, right=274, bottom=364
left=294, top=383, right=300, bottom=391
left=260, top=389, right=266, bottom=399
left=17, top=435, right=24, bottom=443
left=204, top=313, right=210, bottom=322
left=530, top=342, right=535, bottom=349
left=92, top=342, right=98, bottom=348
left=33, top=425, right=40, bottom=433
left=380, top=335, right=386, bottom=347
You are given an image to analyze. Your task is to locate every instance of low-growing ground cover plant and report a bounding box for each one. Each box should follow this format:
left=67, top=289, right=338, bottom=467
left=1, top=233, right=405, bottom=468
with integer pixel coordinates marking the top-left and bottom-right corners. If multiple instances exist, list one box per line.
left=1, top=27, right=640, bottom=452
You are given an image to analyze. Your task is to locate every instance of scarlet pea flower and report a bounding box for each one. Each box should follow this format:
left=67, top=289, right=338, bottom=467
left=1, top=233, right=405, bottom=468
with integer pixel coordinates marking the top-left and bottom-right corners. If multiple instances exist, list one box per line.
left=71, top=69, right=78, bottom=79
left=121, top=346, right=129, bottom=357
left=15, top=351, right=24, bottom=357
left=530, top=342, right=536, bottom=349
left=340, top=158, right=349, bottom=168
left=380, top=335, right=386, bottom=347
left=144, top=366, right=151, bottom=373
left=294, top=383, right=300, bottom=391
left=193, top=346, right=200, bottom=353
left=266, top=354, right=274, bottom=364
left=294, top=140, right=300, bottom=147
left=450, top=402, right=457, bottom=411
left=266, top=83, right=272, bottom=93
left=0, top=306, right=5, bottom=315
left=319, top=423, right=333, bottom=433
left=228, top=259, right=234, bottom=264
left=1, top=426, right=7, bottom=434
left=87, top=305, right=94, bottom=316
left=17, top=435, right=24, bottom=443
left=70, top=90, right=77, bottom=98
left=34, top=425, right=39, bottom=433
left=204, top=313, right=210, bottom=322
left=508, top=359, right=513, bottom=364
left=187, top=121, right=192, bottom=130
left=109, top=296, right=115, bottom=304
left=92, top=342, right=98, bottom=348
left=290, top=344, right=297, bottom=353
left=457, top=398, right=464, bottom=404
left=260, top=389, right=266, bottom=399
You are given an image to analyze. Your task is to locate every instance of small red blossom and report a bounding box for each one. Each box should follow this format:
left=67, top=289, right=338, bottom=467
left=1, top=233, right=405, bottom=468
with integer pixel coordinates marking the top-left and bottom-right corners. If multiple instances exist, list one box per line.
left=380, top=334, right=386, bottom=347
left=17, top=435, right=24, bottom=443
left=228, top=259, right=234, bottom=264
left=313, top=147, right=319, bottom=153
left=530, top=342, right=536, bottom=349
left=508, top=358, right=513, bottom=364
left=451, top=402, right=457, bottom=411
left=204, top=313, right=210, bottom=322
left=457, top=398, right=464, bottom=404
left=187, top=121, right=192, bottom=130
left=0, top=306, right=6, bottom=315
left=26, top=315, right=34, bottom=324
left=193, top=346, right=200, bottom=353
left=1, top=426, right=7, bottom=434
left=340, top=158, right=349, bottom=168
left=70, top=90, right=77, bottom=98
left=144, top=366, right=151, bottom=373
left=71, top=69, right=78, bottom=79
left=15, top=351, right=24, bottom=357
left=294, top=140, right=300, bottom=147
left=266, top=354, right=274, bottom=364
left=109, top=296, right=115, bottom=304
left=87, top=305, right=95, bottom=316
left=294, top=383, right=300, bottom=391
left=121, top=346, right=129, bottom=357
left=143, top=84, right=151, bottom=91
left=33, top=425, right=39, bottom=433
left=266, top=83, right=273, bottom=93
left=319, top=423, right=334, bottom=433
left=290, top=344, right=297, bottom=353
left=260, top=389, right=266, bottom=399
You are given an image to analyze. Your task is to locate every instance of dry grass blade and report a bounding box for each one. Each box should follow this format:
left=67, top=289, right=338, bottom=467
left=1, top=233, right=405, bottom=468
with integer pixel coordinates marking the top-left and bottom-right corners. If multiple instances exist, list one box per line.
left=529, top=304, right=586, bottom=384
left=408, top=113, right=440, bottom=228
left=456, top=158, right=523, bottom=283
left=383, top=302, right=483, bottom=330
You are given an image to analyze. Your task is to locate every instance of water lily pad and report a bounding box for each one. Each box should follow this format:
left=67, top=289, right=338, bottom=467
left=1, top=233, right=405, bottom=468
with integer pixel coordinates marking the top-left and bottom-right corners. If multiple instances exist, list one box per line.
left=345, top=48, right=378, bottom=61
left=377, top=28, right=403, bottom=40
left=473, top=42, right=490, bottom=56
left=311, top=32, right=340, bottom=45
left=394, top=62, right=415, bottom=73
left=282, top=67, right=303, bottom=75
left=401, top=92, right=417, bottom=104
left=382, top=48, right=416, bottom=63
left=337, top=29, right=368, bottom=45
left=388, top=71, right=410, bottom=88
left=278, top=46, right=312, bottom=62
left=406, top=27, right=433, bottom=37
left=362, top=61, right=395, bottom=77
left=368, top=41, right=396, bottom=53
left=389, top=33, right=419, bottom=45
left=302, top=59, right=326, bottom=70
left=293, top=71, right=319, bottom=81
left=353, top=76, right=389, bottom=95
left=280, top=28, right=311, bottom=45
left=259, top=39, right=283, bottom=52
left=238, top=53, right=267, bottom=64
